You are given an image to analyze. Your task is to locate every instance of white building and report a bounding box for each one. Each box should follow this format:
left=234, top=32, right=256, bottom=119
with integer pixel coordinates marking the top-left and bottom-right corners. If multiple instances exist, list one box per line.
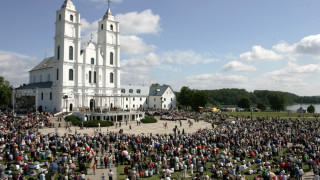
left=120, top=85, right=176, bottom=110
left=13, top=0, right=176, bottom=114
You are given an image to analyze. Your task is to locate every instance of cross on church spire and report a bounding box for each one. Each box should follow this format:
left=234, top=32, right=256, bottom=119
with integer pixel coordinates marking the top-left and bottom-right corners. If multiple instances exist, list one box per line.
left=103, top=0, right=114, bottom=20
left=108, top=0, right=111, bottom=9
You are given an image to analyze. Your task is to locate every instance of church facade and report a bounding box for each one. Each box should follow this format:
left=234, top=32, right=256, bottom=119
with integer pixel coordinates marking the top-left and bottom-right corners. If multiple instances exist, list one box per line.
left=13, top=0, right=176, bottom=113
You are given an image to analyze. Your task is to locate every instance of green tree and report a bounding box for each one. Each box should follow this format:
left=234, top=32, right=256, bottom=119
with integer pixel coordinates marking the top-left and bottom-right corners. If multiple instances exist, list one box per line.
left=178, top=86, right=193, bottom=109
left=0, top=77, right=12, bottom=109
left=307, top=104, right=315, bottom=113
left=267, top=92, right=286, bottom=111
left=237, top=97, right=251, bottom=109
left=191, top=90, right=208, bottom=111
left=256, top=102, right=267, bottom=111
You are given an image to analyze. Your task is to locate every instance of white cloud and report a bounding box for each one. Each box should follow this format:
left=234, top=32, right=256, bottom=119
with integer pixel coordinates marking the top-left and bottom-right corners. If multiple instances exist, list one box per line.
left=257, top=62, right=320, bottom=95
left=115, top=9, right=161, bottom=35
left=240, top=45, right=282, bottom=61
left=294, top=34, right=320, bottom=56
left=272, top=34, right=320, bottom=59
left=121, top=53, right=161, bottom=85
left=272, top=41, right=295, bottom=53
left=185, top=73, right=248, bottom=89
left=0, top=50, right=39, bottom=86
left=157, top=64, right=181, bottom=72
left=81, top=18, right=98, bottom=34
left=222, top=61, right=256, bottom=72
left=163, top=50, right=218, bottom=65
left=120, top=35, right=156, bottom=55
left=80, top=18, right=99, bottom=44
left=264, top=62, right=320, bottom=77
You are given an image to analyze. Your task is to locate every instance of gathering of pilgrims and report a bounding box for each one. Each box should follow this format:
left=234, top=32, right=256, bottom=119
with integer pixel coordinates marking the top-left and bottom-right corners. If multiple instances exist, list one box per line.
left=0, top=110, right=320, bottom=179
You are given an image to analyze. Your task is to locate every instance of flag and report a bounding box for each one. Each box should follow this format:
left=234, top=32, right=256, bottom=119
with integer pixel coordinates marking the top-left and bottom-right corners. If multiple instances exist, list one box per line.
left=86, top=144, right=95, bottom=156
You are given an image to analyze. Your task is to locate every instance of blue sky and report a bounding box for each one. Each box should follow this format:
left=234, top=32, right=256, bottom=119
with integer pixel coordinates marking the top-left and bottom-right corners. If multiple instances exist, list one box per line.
left=1, top=0, right=320, bottom=96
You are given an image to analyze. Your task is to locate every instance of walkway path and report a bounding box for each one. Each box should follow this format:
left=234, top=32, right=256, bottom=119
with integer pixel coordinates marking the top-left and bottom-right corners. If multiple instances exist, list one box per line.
left=38, top=117, right=212, bottom=136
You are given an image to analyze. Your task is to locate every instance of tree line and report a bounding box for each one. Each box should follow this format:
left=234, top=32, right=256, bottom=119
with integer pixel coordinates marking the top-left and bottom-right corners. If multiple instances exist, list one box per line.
left=177, top=87, right=320, bottom=112
left=0, top=77, right=12, bottom=110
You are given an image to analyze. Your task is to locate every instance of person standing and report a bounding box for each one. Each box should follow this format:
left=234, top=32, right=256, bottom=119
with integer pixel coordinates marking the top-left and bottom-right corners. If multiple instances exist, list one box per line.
left=190, top=163, right=194, bottom=175
left=108, top=169, right=113, bottom=180
left=93, top=163, right=97, bottom=175
left=101, top=173, right=106, bottom=180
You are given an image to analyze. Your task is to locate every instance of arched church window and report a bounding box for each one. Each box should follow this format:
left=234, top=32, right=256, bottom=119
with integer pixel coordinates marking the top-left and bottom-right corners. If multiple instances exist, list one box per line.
left=56, top=69, right=59, bottom=80
left=101, top=24, right=104, bottom=30
left=89, top=71, right=92, bottom=83
left=110, top=72, right=114, bottom=83
left=59, top=14, right=61, bottom=21
left=70, top=15, right=73, bottom=21
left=69, top=46, right=73, bottom=60
left=110, top=25, right=113, bottom=31
left=110, top=52, right=113, bottom=65
left=91, top=58, right=94, bottom=64
left=69, top=69, right=73, bottom=81
left=94, top=71, right=97, bottom=83
left=57, top=46, right=60, bottom=60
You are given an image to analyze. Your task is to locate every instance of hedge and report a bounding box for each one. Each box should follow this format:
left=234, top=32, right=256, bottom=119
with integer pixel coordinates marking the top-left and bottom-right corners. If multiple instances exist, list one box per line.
left=141, top=116, right=157, bottom=123
left=65, top=115, right=114, bottom=127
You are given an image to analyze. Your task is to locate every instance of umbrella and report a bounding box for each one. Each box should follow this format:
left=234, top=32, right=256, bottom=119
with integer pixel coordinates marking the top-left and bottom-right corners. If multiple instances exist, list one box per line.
left=122, top=150, right=128, bottom=156
left=70, top=163, right=76, bottom=169
left=250, top=152, right=256, bottom=157
left=50, top=162, right=58, bottom=170
left=163, top=165, right=169, bottom=169
left=15, top=155, right=24, bottom=161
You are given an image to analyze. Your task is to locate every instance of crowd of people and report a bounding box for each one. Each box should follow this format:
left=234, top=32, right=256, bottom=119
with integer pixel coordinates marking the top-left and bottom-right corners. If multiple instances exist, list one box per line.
left=0, top=112, right=116, bottom=180
left=112, top=116, right=320, bottom=180
left=1, top=109, right=320, bottom=179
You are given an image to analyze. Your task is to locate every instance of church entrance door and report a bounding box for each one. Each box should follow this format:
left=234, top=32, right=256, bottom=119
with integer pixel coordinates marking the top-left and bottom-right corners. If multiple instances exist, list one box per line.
left=69, top=103, right=73, bottom=112
left=90, top=99, right=95, bottom=111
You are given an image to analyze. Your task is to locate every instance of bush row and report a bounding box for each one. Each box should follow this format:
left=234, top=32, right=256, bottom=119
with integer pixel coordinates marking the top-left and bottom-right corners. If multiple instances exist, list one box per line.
left=65, top=115, right=114, bottom=127
left=141, top=116, right=157, bottom=123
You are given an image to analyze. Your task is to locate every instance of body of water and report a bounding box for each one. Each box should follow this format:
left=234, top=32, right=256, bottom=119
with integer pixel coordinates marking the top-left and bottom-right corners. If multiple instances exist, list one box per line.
left=286, top=104, right=320, bottom=113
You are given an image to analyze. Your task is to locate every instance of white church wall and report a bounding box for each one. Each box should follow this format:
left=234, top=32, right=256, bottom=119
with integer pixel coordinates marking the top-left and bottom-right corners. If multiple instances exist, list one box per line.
left=37, top=88, right=53, bottom=112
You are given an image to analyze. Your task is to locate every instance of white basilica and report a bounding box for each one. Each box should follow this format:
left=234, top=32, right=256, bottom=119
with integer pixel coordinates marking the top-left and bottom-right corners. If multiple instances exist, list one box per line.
left=13, top=0, right=176, bottom=117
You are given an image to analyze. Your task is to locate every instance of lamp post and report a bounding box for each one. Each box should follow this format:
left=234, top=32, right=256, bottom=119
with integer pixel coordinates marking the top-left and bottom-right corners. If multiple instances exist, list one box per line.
left=251, top=109, right=253, bottom=120
left=63, top=95, right=68, bottom=114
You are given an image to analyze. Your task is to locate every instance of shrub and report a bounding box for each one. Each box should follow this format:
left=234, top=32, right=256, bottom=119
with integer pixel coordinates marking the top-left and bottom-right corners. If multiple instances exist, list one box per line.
left=141, top=116, right=157, bottom=123
left=65, top=115, right=114, bottom=127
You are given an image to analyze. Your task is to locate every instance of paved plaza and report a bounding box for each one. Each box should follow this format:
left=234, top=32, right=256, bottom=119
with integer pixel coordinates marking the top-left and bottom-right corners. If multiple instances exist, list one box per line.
left=38, top=116, right=212, bottom=136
